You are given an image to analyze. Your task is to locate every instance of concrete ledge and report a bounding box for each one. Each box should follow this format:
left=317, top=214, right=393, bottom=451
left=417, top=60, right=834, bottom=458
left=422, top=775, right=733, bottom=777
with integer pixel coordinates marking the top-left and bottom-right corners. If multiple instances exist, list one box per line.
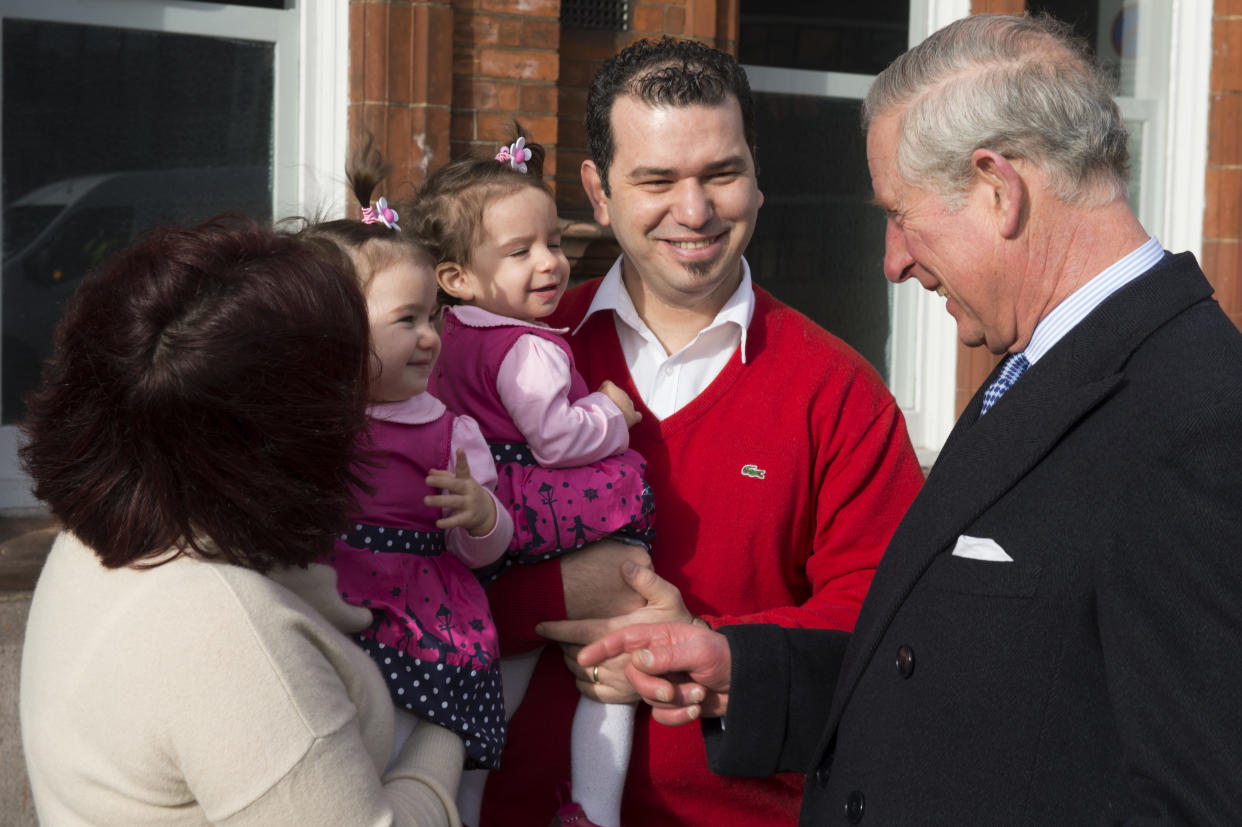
left=0, top=518, right=58, bottom=592
left=0, top=517, right=51, bottom=825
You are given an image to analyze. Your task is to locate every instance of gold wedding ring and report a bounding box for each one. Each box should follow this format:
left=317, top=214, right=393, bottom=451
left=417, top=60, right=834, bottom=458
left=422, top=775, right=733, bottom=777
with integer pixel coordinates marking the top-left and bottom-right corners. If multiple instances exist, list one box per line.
left=592, top=665, right=600, bottom=684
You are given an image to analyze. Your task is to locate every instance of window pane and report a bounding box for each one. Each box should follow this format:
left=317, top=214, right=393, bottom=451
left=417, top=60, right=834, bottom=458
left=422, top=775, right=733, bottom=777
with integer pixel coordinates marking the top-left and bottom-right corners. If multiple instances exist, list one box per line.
left=746, top=94, right=889, bottom=380
left=185, top=1, right=288, bottom=8
left=739, top=1, right=909, bottom=75
left=1027, top=1, right=1156, bottom=227
left=1027, top=0, right=1141, bottom=96
left=2, top=19, right=274, bottom=423
left=1124, top=119, right=1144, bottom=217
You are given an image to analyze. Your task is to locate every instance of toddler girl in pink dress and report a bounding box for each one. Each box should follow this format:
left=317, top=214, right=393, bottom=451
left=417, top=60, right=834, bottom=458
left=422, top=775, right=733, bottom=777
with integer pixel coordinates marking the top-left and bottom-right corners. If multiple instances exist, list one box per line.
left=304, top=146, right=515, bottom=774
left=415, top=131, right=654, bottom=827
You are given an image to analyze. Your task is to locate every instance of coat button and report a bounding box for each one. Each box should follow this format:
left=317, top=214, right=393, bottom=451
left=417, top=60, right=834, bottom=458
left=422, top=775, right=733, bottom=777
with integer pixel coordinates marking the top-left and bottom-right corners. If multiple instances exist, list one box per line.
left=816, top=764, right=830, bottom=786
left=845, top=790, right=865, bottom=823
left=895, top=644, right=915, bottom=678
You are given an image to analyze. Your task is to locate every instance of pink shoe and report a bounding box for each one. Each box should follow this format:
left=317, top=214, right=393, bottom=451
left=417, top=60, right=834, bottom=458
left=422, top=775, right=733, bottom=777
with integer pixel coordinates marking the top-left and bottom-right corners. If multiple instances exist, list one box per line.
left=547, top=782, right=605, bottom=827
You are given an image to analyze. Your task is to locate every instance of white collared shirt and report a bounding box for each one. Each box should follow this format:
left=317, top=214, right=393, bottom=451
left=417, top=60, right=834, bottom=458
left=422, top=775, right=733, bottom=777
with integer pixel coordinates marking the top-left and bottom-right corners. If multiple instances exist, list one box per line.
left=1021, top=236, right=1165, bottom=365
left=574, top=257, right=756, bottom=420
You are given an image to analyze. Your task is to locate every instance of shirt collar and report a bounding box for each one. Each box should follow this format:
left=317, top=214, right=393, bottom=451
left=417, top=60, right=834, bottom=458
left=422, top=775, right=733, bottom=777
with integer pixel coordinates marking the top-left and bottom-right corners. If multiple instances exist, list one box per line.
left=368, top=393, right=444, bottom=425
left=447, top=303, right=569, bottom=334
left=574, top=255, right=757, bottom=363
left=1021, top=236, right=1164, bottom=365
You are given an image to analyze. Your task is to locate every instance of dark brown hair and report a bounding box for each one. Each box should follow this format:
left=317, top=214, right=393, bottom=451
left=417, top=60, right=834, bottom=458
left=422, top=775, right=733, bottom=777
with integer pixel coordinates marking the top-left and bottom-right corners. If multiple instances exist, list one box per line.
left=406, top=124, right=550, bottom=280
left=20, top=219, right=371, bottom=571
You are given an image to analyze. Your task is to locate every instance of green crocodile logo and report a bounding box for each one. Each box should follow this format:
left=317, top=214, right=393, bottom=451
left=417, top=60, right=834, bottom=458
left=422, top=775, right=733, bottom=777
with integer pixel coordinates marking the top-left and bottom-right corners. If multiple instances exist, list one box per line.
left=740, top=464, right=766, bottom=479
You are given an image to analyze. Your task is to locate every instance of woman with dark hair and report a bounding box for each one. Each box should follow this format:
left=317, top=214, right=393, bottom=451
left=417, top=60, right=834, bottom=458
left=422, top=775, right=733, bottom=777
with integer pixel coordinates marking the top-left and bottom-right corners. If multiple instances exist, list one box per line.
left=18, top=219, right=464, bottom=826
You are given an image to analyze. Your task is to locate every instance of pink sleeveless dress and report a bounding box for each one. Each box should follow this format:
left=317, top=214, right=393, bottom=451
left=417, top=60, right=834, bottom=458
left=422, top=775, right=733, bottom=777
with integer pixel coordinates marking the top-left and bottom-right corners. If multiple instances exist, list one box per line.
left=431, top=308, right=655, bottom=584
left=327, top=400, right=505, bottom=768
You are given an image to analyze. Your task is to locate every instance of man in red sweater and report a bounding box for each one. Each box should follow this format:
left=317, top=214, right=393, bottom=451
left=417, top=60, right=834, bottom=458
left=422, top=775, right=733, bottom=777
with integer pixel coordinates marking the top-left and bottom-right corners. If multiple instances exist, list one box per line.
left=479, top=37, right=924, bottom=827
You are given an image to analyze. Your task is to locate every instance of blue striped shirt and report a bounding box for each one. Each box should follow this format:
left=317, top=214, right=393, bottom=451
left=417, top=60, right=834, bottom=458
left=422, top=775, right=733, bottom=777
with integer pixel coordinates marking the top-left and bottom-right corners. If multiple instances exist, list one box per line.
left=1022, top=236, right=1165, bottom=366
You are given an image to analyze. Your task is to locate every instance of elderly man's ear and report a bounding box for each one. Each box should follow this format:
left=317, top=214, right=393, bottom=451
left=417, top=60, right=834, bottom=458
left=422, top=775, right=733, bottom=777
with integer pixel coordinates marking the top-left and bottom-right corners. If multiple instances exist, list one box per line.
left=436, top=262, right=476, bottom=303
left=581, top=161, right=612, bottom=228
left=971, top=148, right=1026, bottom=239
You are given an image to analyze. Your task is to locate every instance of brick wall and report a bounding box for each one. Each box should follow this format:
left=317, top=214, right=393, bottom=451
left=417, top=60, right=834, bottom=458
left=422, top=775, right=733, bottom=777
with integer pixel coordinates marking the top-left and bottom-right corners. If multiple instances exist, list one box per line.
left=1204, top=0, right=1242, bottom=331
left=348, top=1, right=1242, bottom=406
left=349, top=0, right=454, bottom=203
left=450, top=0, right=562, bottom=186
left=555, top=27, right=634, bottom=217
left=970, top=0, right=1024, bottom=12
left=349, top=0, right=563, bottom=201
left=349, top=0, right=742, bottom=276
left=556, top=26, right=631, bottom=277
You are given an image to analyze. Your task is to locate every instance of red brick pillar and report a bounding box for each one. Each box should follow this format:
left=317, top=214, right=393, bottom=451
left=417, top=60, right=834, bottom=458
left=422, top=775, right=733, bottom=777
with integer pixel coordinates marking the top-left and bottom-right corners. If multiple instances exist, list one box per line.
left=450, top=0, right=561, bottom=187
left=349, top=0, right=454, bottom=202
left=631, top=1, right=688, bottom=38
left=1204, top=1, right=1242, bottom=331
left=971, top=0, right=1026, bottom=12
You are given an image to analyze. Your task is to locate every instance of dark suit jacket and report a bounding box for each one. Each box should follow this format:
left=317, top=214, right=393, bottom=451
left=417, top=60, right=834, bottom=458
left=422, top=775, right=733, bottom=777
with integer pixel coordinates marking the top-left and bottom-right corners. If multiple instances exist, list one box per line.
left=706, top=253, right=1242, bottom=824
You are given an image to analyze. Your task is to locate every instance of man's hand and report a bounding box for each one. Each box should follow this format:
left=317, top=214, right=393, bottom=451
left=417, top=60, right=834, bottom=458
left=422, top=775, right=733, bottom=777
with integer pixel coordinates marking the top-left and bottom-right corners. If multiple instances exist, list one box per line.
left=578, top=621, right=732, bottom=726
left=598, top=379, right=641, bottom=428
left=426, top=449, right=496, bottom=537
left=538, top=560, right=694, bottom=703
left=561, top=540, right=653, bottom=620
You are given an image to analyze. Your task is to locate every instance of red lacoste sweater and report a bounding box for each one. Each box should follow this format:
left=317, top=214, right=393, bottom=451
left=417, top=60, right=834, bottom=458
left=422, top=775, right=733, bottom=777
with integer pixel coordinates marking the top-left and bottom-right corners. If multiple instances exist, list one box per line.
left=480, top=281, right=923, bottom=827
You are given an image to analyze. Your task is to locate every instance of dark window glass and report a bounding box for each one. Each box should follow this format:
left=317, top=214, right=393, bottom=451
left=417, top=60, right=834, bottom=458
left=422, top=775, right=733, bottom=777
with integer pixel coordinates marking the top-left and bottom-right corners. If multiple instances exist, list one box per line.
left=739, top=1, right=909, bottom=75
left=2, top=19, right=274, bottom=423
left=1028, top=0, right=1140, bottom=94
left=185, top=1, right=288, bottom=8
left=746, top=94, right=889, bottom=379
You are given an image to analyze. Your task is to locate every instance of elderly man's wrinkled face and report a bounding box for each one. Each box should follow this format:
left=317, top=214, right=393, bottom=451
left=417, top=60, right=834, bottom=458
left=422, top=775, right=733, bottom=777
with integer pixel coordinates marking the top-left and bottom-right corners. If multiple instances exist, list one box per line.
left=867, top=111, right=1018, bottom=355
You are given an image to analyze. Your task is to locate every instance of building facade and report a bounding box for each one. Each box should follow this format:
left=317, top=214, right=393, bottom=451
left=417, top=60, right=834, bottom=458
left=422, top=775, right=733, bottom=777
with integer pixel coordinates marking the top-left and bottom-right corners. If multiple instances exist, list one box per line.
left=0, top=3, right=1239, bottom=820
left=0, top=0, right=1239, bottom=496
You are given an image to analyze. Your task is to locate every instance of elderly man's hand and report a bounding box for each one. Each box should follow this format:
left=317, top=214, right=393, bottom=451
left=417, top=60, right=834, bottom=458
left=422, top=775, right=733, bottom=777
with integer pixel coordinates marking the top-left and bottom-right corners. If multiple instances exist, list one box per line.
left=538, top=560, right=695, bottom=703
left=578, top=621, right=732, bottom=726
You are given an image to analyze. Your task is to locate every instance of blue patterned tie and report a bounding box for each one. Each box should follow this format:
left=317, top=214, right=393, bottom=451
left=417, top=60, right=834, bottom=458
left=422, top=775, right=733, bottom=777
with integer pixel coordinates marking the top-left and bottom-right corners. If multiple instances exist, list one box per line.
left=979, top=353, right=1030, bottom=416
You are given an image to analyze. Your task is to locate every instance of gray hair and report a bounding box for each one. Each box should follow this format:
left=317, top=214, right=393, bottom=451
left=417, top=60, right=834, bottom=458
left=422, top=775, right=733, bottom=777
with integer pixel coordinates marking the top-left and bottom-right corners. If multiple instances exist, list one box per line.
left=863, top=14, right=1130, bottom=208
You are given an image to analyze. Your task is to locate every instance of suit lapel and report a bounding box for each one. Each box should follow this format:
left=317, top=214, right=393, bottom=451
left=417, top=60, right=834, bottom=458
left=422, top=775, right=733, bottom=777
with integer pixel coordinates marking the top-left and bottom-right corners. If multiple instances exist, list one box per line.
left=821, top=252, right=1214, bottom=734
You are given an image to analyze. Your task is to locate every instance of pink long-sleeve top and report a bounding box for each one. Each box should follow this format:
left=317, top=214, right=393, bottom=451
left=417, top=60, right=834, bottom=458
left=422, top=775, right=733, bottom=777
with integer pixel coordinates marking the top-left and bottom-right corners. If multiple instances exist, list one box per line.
left=451, top=305, right=629, bottom=469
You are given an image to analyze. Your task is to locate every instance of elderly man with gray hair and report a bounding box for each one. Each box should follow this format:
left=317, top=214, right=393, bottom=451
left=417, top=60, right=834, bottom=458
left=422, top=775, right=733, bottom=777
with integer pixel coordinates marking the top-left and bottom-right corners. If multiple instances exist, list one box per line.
left=572, top=13, right=1242, bottom=824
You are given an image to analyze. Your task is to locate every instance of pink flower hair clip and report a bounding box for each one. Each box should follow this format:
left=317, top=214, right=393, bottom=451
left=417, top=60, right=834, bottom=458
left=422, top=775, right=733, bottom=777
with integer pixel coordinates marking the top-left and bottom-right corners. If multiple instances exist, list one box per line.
left=495, top=137, right=532, bottom=174
left=360, top=196, right=400, bottom=231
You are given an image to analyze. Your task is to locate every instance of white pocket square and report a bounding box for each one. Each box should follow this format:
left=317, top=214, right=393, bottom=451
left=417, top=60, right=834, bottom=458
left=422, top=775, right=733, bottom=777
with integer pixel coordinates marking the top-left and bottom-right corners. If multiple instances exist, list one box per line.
left=951, top=535, right=1013, bottom=562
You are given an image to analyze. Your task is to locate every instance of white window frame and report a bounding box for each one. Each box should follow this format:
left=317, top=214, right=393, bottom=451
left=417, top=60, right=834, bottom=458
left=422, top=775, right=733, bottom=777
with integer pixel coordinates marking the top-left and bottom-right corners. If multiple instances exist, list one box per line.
left=0, top=0, right=348, bottom=512
left=1154, top=0, right=1211, bottom=257
left=745, top=0, right=1210, bottom=466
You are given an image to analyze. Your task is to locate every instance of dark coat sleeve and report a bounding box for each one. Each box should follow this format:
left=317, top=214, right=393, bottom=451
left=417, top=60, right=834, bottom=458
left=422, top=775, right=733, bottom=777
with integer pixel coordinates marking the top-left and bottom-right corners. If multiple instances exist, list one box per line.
left=704, top=624, right=850, bottom=777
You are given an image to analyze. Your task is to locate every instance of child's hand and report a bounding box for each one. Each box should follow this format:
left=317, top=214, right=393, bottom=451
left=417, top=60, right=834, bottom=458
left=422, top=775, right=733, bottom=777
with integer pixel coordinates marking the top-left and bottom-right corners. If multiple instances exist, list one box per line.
left=426, top=449, right=497, bottom=537
left=598, top=380, right=641, bottom=428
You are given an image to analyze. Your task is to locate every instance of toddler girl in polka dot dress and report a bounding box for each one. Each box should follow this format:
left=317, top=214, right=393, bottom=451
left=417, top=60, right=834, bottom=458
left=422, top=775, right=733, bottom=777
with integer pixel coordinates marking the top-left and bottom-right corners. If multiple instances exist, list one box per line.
left=415, top=129, right=655, bottom=827
left=305, top=143, right=515, bottom=776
